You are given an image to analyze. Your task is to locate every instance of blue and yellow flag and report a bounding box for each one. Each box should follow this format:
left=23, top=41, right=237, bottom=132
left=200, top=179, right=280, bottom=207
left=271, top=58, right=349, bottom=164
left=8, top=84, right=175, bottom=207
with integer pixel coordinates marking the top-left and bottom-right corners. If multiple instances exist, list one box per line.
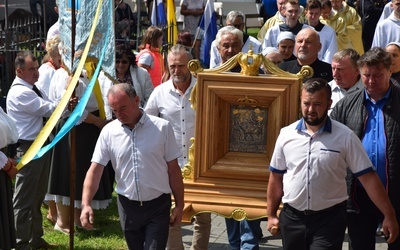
left=16, top=0, right=114, bottom=169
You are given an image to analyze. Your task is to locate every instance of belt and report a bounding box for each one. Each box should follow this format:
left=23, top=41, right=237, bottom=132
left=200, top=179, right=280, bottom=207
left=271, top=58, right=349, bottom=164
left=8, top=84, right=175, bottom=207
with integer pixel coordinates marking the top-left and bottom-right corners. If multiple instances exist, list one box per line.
left=119, top=193, right=170, bottom=206
left=284, top=201, right=346, bottom=216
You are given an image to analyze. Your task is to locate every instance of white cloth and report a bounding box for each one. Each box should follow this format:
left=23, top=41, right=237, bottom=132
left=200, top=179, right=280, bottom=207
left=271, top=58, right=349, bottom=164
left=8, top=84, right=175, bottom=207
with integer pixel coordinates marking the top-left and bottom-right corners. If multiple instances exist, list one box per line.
left=378, top=2, right=393, bottom=23
left=0, top=108, right=18, bottom=170
left=37, top=63, right=56, bottom=98
left=270, top=118, right=374, bottom=211
left=91, top=111, right=181, bottom=201
left=209, top=35, right=262, bottom=68
left=144, top=76, right=196, bottom=168
left=49, top=68, right=98, bottom=124
left=6, top=77, right=57, bottom=140
left=372, top=13, right=400, bottom=48
left=328, top=78, right=363, bottom=115
left=318, top=24, right=338, bottom=64
left=262, top=23, right=312, bottom=49
left=98, top=66, right=154, bottom=116
left=46, top=20, right=60, bottom=42
left=0, top=108, right=19, bottom=148
left=137, top=52, right=154, bottom=68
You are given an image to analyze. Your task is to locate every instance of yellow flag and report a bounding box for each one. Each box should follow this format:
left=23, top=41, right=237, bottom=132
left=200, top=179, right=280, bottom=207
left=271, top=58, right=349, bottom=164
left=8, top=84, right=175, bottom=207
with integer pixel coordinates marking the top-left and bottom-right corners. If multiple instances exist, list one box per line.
left=167, top=0, right=178, bottom=45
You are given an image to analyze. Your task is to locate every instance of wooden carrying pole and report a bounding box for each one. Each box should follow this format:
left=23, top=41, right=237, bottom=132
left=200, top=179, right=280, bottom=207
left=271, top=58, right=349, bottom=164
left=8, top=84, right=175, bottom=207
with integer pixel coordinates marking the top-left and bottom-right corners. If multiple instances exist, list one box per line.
left=69, top=0, right=76, bottom=248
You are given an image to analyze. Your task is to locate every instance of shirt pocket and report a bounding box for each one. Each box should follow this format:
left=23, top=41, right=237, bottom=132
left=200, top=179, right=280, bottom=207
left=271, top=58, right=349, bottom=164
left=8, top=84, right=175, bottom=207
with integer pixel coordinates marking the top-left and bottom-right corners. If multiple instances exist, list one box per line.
left=318, top=148, right=341, bottom=170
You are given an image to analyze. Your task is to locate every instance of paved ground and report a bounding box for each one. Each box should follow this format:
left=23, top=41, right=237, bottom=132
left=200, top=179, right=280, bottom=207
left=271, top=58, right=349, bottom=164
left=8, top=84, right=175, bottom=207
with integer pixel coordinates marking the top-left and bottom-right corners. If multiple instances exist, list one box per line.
left=181, top=214, right=389, bottom=249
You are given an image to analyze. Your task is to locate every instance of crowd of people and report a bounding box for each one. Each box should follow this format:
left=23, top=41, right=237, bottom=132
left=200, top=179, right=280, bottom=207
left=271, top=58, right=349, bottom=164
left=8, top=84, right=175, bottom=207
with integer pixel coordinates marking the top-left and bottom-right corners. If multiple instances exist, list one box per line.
left=1, top=0, right=400, bottom=249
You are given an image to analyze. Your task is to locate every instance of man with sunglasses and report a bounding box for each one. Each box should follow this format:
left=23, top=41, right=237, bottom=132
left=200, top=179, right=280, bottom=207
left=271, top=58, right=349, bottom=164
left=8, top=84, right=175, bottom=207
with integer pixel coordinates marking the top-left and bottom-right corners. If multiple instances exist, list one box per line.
left=209, top=10, right=262, bottom=69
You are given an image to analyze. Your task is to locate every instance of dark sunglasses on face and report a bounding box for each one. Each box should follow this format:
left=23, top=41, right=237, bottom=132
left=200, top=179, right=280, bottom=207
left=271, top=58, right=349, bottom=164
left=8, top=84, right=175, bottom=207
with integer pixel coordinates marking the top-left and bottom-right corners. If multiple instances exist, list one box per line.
left=116, top=59, right=129, bottom=64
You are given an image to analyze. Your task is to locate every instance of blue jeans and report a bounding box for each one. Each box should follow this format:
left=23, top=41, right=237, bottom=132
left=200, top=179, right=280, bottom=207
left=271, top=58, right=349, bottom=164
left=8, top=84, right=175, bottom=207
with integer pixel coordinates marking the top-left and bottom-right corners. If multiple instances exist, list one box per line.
left=225, top=218, right=261, bottom=250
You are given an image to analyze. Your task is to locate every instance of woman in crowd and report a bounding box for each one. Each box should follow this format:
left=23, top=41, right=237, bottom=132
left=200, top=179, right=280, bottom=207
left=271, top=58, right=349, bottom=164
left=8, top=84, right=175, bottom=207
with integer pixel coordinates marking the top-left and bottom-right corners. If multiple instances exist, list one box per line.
left=36, top=35, right=61, bottom=97
left=180, top=0, right=205, bottom=40
left=136, top=26, right=166, bottom=87
left=0, top=107, right=19, bottom=249
left=99, top=44, right=153, bottom=112
left=45, top=60, right=112, bottom=234
left=386, top=42, right=400, bottom=85
left=35, top=35, right=62, bottom=224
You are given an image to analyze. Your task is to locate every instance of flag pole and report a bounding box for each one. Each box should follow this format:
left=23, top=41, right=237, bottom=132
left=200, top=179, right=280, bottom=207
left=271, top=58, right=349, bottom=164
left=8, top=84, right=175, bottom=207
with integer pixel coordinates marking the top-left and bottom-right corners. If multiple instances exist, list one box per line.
left=69, top=0, right=77, bottom=248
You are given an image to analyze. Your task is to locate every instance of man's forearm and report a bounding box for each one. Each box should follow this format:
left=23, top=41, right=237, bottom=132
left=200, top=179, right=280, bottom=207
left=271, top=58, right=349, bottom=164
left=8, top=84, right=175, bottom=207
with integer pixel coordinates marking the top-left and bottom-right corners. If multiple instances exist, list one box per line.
left=358, top=172, right=396, bottom=218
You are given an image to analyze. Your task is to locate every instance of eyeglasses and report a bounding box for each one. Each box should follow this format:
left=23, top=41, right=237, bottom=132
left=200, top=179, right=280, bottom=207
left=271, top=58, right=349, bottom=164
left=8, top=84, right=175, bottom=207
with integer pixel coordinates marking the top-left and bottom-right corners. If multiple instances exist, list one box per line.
left=116, top=60, right=129, bottom=64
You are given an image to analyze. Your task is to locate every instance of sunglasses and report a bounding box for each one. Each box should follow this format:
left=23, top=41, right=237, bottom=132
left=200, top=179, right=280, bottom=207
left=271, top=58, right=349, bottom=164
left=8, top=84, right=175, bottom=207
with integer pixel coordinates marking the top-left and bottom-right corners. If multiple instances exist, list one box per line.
left=116, top=59, right=129, bottom=64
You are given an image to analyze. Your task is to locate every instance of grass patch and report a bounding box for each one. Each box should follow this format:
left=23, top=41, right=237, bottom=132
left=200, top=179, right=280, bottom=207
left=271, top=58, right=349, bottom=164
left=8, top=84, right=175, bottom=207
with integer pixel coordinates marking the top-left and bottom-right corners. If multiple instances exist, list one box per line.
left=247, top=28, right=261, bottom=39
left=41, top=192, right=127, bottom=249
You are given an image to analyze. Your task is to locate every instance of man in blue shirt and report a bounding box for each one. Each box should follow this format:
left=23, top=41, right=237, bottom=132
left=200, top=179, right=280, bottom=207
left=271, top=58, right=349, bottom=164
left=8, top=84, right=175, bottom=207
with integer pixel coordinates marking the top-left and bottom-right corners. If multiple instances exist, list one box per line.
left=331, top=47, right=400, bottom=249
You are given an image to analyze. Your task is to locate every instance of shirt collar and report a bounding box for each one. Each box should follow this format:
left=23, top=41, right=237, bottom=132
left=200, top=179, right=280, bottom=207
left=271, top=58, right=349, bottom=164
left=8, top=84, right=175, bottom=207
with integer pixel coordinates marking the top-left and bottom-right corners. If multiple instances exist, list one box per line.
left=167, top=75, right=196, bottom=95
left=13, top=76, right=32, bottom=88
left=364, top=85, right=391, bottom=103
left=120, top=108, right=147, bottom=130
left=330, top=77, right=363, bottom=93
left=295, top=117, right=332, bottom=133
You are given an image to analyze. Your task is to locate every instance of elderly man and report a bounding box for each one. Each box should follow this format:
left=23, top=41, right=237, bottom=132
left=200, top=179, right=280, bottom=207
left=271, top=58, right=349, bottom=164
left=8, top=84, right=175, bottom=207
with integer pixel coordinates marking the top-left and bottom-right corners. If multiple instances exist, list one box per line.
left=80, top=83, right=184, bottom=249
left=279, top=28, right=333, bottom=81
left=211, top=26, right=243, bottom=69
left=328, top=48, right=363, bottom=114
left=212, top=25, right=263, bottom=249
left=371, top=0, right=400, bottom=49
left=209, top=11, right=262, bottom=69
left=145, top=44, right=211, bottom=250
left=6, top=51, right=65, bottom=249
left=263, top=0, right=311, bottom=49
left=268, top=78, right=399, bottom=250
left=304, top=0, right=338, bottom=63
left=331, top=47, right=400, bottom=249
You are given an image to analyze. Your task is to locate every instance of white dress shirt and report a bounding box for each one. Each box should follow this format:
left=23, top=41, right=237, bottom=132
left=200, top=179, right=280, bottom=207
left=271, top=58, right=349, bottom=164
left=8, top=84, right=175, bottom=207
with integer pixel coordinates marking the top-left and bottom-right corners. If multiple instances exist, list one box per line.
left=91, top=111, right=181, bottom=201
left=6, top=77, right=57, bottom=140
left=270, top=118, right=374, bottom=211
left=145, top=76, right=196, bottom=168
left=328, top=77, right=363, bottom=115
left=49, top=68, right=98, bottom=123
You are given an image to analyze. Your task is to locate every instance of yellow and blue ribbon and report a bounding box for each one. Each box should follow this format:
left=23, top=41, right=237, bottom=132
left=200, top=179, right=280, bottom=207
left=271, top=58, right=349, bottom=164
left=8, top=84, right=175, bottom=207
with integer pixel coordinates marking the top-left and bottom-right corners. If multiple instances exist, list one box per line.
left=16, top=0, right=108, bottom=170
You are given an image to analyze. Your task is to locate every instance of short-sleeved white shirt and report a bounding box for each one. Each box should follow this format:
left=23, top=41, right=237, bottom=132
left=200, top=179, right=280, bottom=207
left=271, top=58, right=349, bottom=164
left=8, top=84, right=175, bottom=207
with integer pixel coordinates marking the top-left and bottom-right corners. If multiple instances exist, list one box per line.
left=91, top=111, right=181, bottom=201
left=270, top=117, right=374, bottom=211
left=144, top=76, right=196, bottom=168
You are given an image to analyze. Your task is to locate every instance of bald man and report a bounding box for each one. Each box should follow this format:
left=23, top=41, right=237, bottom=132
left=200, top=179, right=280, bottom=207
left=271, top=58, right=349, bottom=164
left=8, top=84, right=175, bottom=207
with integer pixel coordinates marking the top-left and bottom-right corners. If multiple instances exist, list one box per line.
left=279, top=28, right=333, bottom=81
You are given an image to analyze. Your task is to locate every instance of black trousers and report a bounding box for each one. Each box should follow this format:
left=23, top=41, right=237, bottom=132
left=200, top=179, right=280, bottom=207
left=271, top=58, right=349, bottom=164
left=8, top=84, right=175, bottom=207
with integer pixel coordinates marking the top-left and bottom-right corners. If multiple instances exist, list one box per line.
left=280, top=203, right=347, bottom=250
left=117, top=193, right=171, bottom=250
left=347, top=188, right=400, bottom=250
